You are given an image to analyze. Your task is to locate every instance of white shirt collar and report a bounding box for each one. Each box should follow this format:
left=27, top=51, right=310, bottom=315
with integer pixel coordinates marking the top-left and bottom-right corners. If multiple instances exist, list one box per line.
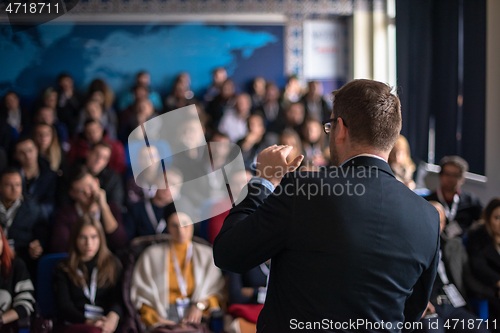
left=340, top=153, right=387, bottom=167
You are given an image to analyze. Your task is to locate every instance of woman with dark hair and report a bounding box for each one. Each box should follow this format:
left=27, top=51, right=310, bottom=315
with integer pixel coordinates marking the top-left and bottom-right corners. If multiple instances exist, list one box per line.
left=53, top=215, right=123, bottom=333
left=467, top=198, right=500, bottom=320
left=0, top=226, right=36, bottom=333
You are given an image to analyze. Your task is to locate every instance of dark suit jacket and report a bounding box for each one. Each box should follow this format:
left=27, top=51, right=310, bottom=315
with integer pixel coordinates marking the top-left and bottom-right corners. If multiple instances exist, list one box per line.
left=467, top=224, right=500, bottom=291
left=214, top=156, right=440, bottom=332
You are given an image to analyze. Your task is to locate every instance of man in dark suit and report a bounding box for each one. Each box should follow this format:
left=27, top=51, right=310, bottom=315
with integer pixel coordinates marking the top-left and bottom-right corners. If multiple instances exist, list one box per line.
left=214, top=79, right=441, bottom=332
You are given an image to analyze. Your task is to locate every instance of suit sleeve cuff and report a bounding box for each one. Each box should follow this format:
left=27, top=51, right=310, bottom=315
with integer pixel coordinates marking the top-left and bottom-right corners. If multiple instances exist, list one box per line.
left=249, top=177, right=275, bottom=193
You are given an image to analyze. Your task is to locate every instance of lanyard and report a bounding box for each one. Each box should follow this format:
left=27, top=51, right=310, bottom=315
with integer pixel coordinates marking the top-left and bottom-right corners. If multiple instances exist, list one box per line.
left=436, top=188, right=460, bottom=222
left=171, top=243, right=193, bottom=298
left=77, top=268, right=98, bottom=305
left=437, top=250, right=449, bottom=285
left=144, top=200, right=166, bottom=234
left=260, top=261, right=271, bottom=289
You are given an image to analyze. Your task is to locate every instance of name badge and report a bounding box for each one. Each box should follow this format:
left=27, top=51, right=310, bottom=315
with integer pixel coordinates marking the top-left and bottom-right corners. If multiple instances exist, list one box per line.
left=84, top=304, right=104, bottom=320
left=443, top=284, right=466, bottom=308
left=176, top=297, right=190, bottom=320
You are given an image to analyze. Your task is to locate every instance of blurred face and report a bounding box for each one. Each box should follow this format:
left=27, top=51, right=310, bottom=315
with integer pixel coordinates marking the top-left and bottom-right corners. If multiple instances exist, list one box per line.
left=70, top=174, right=99, bottom=206
left=86, top=101, right=103, bottom=120
left=136, top=99, right=154, bottom=123
left=174, top=83, right=187, bottom=99
left=86, top=146, right=111, bottom=175
left=138, top=146, right=160, bottom=169
left=254, top=78, right=266, bottom=95
left=248, top=115, right=264, bottom=135
left=77, top=225, right=100, bottom=261
left=235, top=95, right=251, bottom=116
left=308, top=81, right=323, bottom=97
left=134, top=86, right=149, bottom=100
left=265, top=85, right=279, bottom=102
left=137, top=73, right=150, bottom=87
left=210, top=134, right=230, bottom=161
left=303, top=121, right=322, bottom=144
left=167, top=213, right=193, bottom=244
left=44, top=91, right=58, bottom=109
left=489, top=207, right=500, bottom=238
left=34, top=125, right=53, bottom=152
left=15, top=140, right=38, bottom=167
left=90, top=91, right=105, bottom=107
left=213, top=69, right=227, bottom=85
left=84, top=122, right=104, bottom=144
left=439, top=164, right=463, bottom=192
left=5, top=93, right=19, bottom=110
left=60, top=77, right=74, bottom=92
left=288, top=78, right=300, bottom=94
left=178, top=120, right=204, bottom=149
left=286, top=104, right=305, bottom=126
left=37, top=107, right=55, bottom=125
left=221, top=81, right=235, bottom=99
left=0, top=173, right=23, bottom=203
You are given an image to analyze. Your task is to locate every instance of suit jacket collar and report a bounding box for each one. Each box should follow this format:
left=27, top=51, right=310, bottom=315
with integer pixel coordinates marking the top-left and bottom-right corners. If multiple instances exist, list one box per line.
left=340, top=155, right=395, bottom=178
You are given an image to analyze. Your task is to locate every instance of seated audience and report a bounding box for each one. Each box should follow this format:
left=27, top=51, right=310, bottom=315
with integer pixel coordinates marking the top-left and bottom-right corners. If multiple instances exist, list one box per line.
left=32, top=122, right=67, bottom=176
left=219, top=93, right=251, bottom=142
left=206, top=79, right=236, bottom=128
left=267, top=102, right=305, bottom=137
left=254, top=82, right=282, bottom=125
left=56, top=73, right=83, bottom=138
left=164, top=77, right=197, bottom=113
left=250, top=77, right=266, bottom=110
left=1, top=92, right=29, bottom=135
left=118, top=71, right=163, bottom=112
left=130, top=212, right=224, bottom=328
left=0, top=225, right=36, bottom=333
left=300, top=81, right=331, bottom=121
left=125, top=168, right=193, bottom=241
left=0, top=168, right=48, bottom=276
left=51, top=166, right=126, bottom=253
left=279, top=75, right=301, bottom=110
left=32, top=106, right=69, bottom=149
left=125, top=145, right=161, bottom=206
left=389, top=135, right=416, bottom=190
left=300, top=116, right=328, bottom=167
left=77, top=100, right=117, bottom=141
left=467, top=198, right=500, bottom=320
left=0, top=118, right=17, bottom=157
left=68, top=119, right=126, bottom=175
left=84, top=142, right=124, bottom=208
left=425, top=156, right=482, bottom=236
left=119, top=98, right=157, bottom=144
left=53, top=215, right=123, bottom=333
left=417, top=202, right=488, bottom=333
left=203, top=67, right=227, bottom=105
left=237, top=114, right=276, bottom=170
left=14, top=137, right=57, bottom=218
left=278, top=129, right=303, bottom=165
left=225, top=260, right=269, bottom=333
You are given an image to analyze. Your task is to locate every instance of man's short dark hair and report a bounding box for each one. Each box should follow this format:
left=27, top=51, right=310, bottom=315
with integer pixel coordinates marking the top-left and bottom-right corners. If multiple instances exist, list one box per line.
left=68, top=165, right=91, bottom=187
left=439, top=156, right=469, bottom=177
left=132, top=84, right=149, bottom=94
left=332, top=79, right=401, bottom=151
left=0, top=167, right=21, bottom=182
left=92, top=141, right=112, bottom=151
left=14, top=136, right=35, bottom=149
left=57, top=72, right=72, bottom=83
left=83, top=118, right=101, bottom=128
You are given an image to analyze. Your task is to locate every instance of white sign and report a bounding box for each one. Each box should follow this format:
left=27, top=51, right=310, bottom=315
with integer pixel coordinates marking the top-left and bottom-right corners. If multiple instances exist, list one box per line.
left=303, top=20, right=346, bottom=79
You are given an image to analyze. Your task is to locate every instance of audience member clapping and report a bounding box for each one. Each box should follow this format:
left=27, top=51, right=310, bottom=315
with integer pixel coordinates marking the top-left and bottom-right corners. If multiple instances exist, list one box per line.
left=53, top=215, right=123, bottom=333
left=51, top=165, right=126, bottom=253
left=130, top=212, right=224, bottom=329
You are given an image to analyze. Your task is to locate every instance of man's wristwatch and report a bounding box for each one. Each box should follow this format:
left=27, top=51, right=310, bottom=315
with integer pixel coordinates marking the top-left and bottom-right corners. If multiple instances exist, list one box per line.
left=196, top=301, right=207, bottom=311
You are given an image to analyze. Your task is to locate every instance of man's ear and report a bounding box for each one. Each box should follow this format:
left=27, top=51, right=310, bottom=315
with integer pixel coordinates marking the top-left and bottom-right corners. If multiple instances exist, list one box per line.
left=334, top=118, right=348, bottom=145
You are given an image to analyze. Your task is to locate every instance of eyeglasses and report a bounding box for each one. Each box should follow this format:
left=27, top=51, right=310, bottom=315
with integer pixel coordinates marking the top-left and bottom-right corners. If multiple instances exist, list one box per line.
left=322, top=118, right=347, bottom=134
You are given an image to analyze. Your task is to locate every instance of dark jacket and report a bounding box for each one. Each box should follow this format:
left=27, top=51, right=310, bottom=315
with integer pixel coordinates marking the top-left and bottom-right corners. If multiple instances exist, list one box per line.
left=21, top=157, right=57, bottom=218
left=214, top=156, right=440, bottom=333
left=97, top=167, right=124, bottom=208
left=467, top=224, right=500, bottom=292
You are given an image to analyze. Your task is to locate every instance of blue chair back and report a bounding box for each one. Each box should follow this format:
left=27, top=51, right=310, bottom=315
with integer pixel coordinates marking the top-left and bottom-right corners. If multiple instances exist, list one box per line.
left=36, top=253, right=68, bottom=318
left=470, top=297, right=489, bottom=321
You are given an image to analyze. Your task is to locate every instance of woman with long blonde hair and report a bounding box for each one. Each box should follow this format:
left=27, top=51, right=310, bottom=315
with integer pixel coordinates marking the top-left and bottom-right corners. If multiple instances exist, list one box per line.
left=388, top=135, right=416, bottom=190
left=53, top=215, right=123, bottom=333
left=32, top=122, right=64, bottom=174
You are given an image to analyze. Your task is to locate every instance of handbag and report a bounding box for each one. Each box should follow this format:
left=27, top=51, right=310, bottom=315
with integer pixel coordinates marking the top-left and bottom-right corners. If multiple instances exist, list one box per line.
left=151, top=322, right=210, bottom=333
